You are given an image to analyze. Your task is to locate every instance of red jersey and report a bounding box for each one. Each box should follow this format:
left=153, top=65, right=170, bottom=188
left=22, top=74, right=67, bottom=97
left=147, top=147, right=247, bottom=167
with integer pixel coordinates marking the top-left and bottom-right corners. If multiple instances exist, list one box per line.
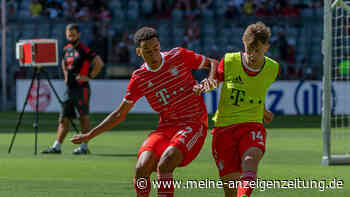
left=124, top=47, right=208, bottom=128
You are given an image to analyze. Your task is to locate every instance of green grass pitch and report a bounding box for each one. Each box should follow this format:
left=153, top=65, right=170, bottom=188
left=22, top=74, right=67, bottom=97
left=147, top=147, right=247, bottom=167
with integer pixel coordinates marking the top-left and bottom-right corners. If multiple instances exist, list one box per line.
left=0, top=112, right=348, bottom=197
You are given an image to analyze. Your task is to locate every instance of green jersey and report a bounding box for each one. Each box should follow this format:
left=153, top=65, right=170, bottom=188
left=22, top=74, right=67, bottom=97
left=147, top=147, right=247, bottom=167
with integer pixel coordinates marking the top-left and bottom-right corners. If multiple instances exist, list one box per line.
left=213, top=52, right=279, bottom=127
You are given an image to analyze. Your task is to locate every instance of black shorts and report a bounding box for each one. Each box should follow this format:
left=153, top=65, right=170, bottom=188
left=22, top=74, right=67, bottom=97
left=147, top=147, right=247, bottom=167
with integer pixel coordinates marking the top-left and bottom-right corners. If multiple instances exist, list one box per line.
left=60, top=86, right=90, bottom=119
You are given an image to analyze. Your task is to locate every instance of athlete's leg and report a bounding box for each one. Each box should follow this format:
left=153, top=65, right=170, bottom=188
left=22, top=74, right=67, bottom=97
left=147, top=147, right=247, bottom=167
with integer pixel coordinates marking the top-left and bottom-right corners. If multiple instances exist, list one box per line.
left=79, top=115, right=91, bottom=134
left=41, top=116, right=70, bottom=154
left=75, top=114, right=91, bottom=152
left=236, top=124, right=266, bottom=197
left=56, top=116, right=70, bottom=143
left=157, top=124, right=207, bottom=197
left=236, top=147, right=263, bottom=197
left=135, top=132, right=170, bottom=197
left=157, top=146, right=183, bottom=197
left=134, top=151, right=158, bottom=197
left=221, top=172, right=241, bottom=197
left=211, top=125, right=241, bottom=197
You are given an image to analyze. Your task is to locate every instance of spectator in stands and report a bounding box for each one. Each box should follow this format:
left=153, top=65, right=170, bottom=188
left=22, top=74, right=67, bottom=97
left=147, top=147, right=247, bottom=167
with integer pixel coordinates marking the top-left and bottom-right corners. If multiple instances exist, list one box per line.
left=242, top=0, right=255, bottom=15
left=281, top=2, right=300, bottom=17
left=183, top=22, right=200, bottom=49
left=256, top=2, right=271, bottom=17
left=46, top=0, right=63, bottom=19
left=304, top=66, right=314, bottom=80
left=171, top=1, right=184, bottom=21
left=7, top=1, right=17, bottom=19
left=300, top=57, right=318, bottom=80
left=285, top=65, right=297, bottom=80
left=141, top=0, right=154, bottom=17
left=7, top=0, right=18, bottom=10
left=89, top=24, right=108, bottom=66
left=197, top=0, right=213, bottom=13
left=176, top=0, right=200, bottom=19
left=275, top=31, right=288, bottom=62
left=272, top=1, right=283, bottom=16
left=226, top=0, right=244, bottom=10
left=75, top=6, right=90, bottom=21
left=96, top=5, right=111, bottom=21
left=30, top=0, right=43, bottom=17
left=77, top=0, right=95, bottom=9
left=286, top=39, right=296, bottom=65
left=110, top=31, right=131, bottom=66
left=114, top=41, right=131, bottom=66
left=154, top=0, right=174, bottom=18
left=264, top=0, right=275, bottom=9
left=62, top=0, right=77, bottom=19
left=225, top=0, right=239, bottom=18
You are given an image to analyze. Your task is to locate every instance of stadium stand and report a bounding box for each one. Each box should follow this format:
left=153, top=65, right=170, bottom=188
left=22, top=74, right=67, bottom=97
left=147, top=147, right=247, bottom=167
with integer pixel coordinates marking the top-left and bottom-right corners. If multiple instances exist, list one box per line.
left=0, top=0, right=324, bottom=109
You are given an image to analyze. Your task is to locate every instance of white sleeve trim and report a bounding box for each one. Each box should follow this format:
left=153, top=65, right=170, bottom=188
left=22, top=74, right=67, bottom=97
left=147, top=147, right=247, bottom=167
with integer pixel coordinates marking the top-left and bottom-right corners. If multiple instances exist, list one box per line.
left=123, top=98, right=134, bottom=104
left=198, top=55, right=206, bottom=69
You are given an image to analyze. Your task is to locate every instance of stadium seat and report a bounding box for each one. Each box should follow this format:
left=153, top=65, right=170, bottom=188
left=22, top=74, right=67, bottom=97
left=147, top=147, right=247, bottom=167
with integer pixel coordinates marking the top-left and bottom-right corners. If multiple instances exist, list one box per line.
left=19, top=0, right=31, bottom=11
left=141, top=0, right=153, bottom=15
left=214, top=0, right=226, bottom=16
left=174, top=26, right=185, bottom=37
left=301, top=8, right=314, bottom=17
left=286, top=27, right=298, bottom=38
left=315, top=8, right=323, bottom=17
left=201, top=9, right=214, bottom=21
left=110, top=0, right=123, bottom=10
left=127, top=0, right=139, bottom=20
left=18, top=9, right=31, bottom=18
left=36, top=25, right=50, bottom=38
left=172, top=10, right=184, bottom=22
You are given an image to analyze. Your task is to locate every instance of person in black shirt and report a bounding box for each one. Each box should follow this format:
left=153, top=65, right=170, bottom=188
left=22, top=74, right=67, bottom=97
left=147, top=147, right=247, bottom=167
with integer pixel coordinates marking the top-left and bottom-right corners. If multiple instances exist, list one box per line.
left=42, top=24, right=104, bottom=154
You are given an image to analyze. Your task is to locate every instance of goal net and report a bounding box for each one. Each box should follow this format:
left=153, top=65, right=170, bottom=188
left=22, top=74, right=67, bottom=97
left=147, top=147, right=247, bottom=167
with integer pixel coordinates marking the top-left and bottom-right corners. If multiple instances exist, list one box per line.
left=323, top=0, right=350, bottom=165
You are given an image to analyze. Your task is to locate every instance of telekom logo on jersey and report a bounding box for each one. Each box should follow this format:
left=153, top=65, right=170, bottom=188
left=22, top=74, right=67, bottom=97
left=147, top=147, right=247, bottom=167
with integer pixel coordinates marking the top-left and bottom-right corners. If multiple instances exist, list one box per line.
left=156, top=87, right=186, bottom=106
left=156, top=88, right=170, bottom=105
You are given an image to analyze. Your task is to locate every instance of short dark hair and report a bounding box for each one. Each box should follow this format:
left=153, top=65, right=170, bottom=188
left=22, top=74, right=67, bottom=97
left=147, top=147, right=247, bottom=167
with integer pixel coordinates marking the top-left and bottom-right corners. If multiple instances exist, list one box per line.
left=133, top=27, right=158, bottom=47
left=66, top=23, right=80, bottom=33
left=242, top=21, right=271, bottom=48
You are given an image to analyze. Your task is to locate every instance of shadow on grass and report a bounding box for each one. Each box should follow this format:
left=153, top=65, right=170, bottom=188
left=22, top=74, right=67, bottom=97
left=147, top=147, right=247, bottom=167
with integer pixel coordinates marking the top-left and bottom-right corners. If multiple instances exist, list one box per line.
left=93, top=153, right=137, bottom=157
left=0, top=113, right=323, bottom=134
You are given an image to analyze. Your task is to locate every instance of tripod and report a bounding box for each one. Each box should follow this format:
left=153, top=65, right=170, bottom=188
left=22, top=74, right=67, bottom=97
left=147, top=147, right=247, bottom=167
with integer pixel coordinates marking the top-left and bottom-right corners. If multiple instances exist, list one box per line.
left=8, top=66, right=80, bottom=154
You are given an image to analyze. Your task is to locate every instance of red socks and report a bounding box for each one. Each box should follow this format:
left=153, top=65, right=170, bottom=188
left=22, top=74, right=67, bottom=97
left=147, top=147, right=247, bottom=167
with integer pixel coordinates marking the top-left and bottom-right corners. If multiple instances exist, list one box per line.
left=237, top=171, right=256, bottom=197
left=157, top=172, right=174, bottom=197
left=134, top=176, right=151, bottom=197
left=134, top=173, right=175, bottom=197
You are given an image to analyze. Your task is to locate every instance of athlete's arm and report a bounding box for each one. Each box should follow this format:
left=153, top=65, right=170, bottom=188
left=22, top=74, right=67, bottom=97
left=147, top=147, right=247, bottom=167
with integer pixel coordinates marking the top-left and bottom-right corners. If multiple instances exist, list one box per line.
left=201, top=57, right=219, bottom=79
left=263, top=107, right=274, bottom=124
left=70, top=100, right=134, bottom=144
left=193, top=57, right=220, bottom=95
left=61, top=60, right=68, bottom=83
left=89, top=55, right=104, bottom=78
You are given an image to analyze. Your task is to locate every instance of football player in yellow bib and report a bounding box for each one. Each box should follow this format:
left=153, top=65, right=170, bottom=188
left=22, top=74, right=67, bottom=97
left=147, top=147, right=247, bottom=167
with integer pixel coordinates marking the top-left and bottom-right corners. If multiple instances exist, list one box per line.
left=194, top=22, right=279, bottom=197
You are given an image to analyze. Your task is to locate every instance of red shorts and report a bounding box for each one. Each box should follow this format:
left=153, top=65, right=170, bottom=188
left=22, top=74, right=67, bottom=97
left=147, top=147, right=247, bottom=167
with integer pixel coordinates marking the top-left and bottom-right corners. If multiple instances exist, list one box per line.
left=211, top=122, right=266, bottom=177
left=138, top=123, right=207, bottom=167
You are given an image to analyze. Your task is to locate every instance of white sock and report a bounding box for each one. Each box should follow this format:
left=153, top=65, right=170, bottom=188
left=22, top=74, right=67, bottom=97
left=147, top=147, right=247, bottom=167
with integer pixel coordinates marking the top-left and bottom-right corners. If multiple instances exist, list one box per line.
left=52, top=140, right=61, bottom=150
left=80, top=143, right=88, bottom=150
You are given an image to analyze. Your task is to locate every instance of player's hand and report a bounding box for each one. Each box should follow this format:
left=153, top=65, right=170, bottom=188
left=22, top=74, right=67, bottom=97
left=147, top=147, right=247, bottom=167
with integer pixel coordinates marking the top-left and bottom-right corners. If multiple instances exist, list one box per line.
left=76, top=74, right=90, bottom=82
left=263, top=110, right=274, bottom=124
left=193, top=78, right=218, bottom=96
left=193, top=83, right=204, bottom=96
left=70, top=133, right=91, bottom=144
